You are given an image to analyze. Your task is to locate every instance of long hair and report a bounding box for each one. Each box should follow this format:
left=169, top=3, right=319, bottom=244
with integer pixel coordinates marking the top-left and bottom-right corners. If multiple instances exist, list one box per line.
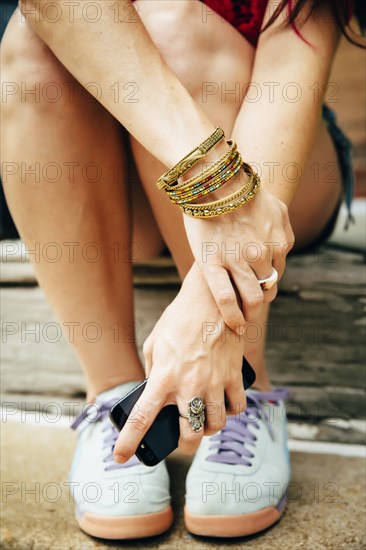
left=263, top=0, right=366, bottom=47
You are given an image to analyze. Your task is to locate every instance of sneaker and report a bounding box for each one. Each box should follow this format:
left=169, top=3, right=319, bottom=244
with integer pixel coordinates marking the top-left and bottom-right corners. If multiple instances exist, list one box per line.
left=70, top=381, right=173, bottom=539
left=184, top=388, right=290, bottom=537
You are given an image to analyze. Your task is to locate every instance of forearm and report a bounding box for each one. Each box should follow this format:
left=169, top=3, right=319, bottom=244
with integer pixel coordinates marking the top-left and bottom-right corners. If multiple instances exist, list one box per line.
left=19, top=0, right=215, bottom=167
left=232, top=2, right=340, bottom=206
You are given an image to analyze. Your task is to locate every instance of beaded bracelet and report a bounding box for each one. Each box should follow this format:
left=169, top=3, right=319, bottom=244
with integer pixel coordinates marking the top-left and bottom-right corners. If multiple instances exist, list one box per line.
left=168, top=154, right=243, bottom=205
left=156, top=128, right=261, bottom=218
left=167, top=146, right=239, bottom=200
left=181, top=165, right=261, bottom=218
left=169, top=139, right=237, bottom=192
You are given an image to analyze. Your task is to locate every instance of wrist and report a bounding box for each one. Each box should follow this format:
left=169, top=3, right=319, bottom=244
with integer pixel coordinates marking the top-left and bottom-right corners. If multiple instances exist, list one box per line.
left=261, top=181, right=293, bottom=208
left=180, top=263, right=221, bottom=317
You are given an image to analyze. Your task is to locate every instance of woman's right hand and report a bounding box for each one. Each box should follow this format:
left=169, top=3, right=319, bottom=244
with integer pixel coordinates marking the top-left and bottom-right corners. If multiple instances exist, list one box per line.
left=113, top=263, right=246, bottom=463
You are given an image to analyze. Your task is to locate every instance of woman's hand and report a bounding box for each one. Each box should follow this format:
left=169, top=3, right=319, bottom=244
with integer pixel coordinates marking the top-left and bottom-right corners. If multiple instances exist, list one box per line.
left=183, top=186, right=295, bottom=335
left=113, top=263, right=246, bottom=463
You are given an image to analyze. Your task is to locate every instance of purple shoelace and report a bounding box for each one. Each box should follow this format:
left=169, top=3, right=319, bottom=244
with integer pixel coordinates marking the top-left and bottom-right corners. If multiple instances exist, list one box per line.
left=71, top=397, right=139, bottom=471
left=206, top=388, right=289, bottom=466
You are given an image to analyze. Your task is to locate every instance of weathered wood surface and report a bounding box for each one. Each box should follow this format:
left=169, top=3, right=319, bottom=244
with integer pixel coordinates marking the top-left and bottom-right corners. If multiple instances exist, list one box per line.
left=1, top=245, right=365, bottom=442
left=0, top=242, right=180, bottom=286
left=2, top=240, right=365, bottom=289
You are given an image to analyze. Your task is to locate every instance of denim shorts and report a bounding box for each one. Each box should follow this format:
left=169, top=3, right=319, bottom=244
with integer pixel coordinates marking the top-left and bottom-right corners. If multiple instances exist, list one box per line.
left=311, top=104, right=355, bottom=247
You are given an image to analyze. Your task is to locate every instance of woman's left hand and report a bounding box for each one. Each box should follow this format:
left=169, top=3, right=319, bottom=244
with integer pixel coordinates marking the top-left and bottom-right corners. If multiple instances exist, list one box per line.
left=113, top=263, right=245, bottom=463
left=183, top=186, right=295, bottom=335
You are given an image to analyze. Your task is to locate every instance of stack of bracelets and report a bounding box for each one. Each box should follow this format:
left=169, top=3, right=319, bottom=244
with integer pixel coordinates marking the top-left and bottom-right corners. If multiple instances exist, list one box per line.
left=156, top=127, right=260, bottom=218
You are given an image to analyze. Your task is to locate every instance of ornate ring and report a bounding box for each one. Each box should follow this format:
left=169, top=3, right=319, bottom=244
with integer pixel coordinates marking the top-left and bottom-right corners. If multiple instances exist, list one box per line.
left=258, top=267, right=278, bottom=291
left=180, top=396, right=206, bottom=432
left=189, top=396, right=205, bottom=415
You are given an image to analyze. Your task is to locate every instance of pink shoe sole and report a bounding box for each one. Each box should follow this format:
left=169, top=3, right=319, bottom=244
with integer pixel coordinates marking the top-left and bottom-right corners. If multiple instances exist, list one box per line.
left=77, top=505, right=173, bottom=539
left=184, top=500, right=286, bottom=538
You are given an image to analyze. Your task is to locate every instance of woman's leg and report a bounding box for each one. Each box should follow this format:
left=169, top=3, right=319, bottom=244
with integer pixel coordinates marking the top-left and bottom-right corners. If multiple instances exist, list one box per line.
left=1, top=11, right=164, bottom=400
left=128, top=0, right=342, bottom=389
left=2, top=4, right=343, bottom=396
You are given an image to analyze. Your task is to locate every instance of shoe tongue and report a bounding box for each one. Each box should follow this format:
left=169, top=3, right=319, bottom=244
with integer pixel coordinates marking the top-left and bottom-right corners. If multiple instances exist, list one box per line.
left=96, top=380, right=143, bottom=403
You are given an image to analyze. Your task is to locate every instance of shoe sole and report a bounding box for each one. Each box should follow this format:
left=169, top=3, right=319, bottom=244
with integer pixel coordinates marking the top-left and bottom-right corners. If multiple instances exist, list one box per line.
left=77, top=505, right=173, bottom=539
left=184, top=501, right=286, bottom=537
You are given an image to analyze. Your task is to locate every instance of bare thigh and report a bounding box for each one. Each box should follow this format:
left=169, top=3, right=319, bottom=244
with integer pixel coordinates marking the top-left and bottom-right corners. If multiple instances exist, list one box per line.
left=290, top=121, right=342, bottom=250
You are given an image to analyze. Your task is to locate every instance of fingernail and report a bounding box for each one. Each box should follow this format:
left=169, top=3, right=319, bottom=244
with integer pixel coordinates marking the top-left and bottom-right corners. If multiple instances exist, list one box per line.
left=114, top=454, right=125, bottom=464
left=237, top=325, right=245, bottom=336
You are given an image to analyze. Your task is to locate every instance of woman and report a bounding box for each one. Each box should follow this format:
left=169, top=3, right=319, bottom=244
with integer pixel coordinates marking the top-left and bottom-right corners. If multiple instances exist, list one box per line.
left=1, top=0, right=363, bottom=540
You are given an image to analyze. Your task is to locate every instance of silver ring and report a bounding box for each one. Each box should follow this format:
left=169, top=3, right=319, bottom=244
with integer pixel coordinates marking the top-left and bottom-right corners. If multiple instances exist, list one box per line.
left=258, top=267, right=278, bottom=291
left=180, top=396, right=206, bottom=431
left=189, top=396, right=205, bottom=415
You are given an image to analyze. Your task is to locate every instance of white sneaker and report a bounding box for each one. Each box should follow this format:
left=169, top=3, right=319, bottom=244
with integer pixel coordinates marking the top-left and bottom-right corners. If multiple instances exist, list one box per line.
left=70, top=381, right=173, bottom=539
left=185, top=388, right=290, bottom=537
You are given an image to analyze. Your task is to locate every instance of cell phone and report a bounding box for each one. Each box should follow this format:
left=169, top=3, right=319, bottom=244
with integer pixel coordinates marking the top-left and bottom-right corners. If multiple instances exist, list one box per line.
left=109, top=356, right=256, bottom=467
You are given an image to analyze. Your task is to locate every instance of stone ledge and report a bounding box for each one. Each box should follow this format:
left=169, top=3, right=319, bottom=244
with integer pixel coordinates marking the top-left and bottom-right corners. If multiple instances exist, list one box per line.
left=1, top=421, right=365, bottom=550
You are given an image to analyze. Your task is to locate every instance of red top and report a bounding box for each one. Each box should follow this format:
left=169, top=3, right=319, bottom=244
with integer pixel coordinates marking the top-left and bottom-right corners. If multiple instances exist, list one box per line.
left=202, top=0, right=268, bottom=46
left=132, top=1, right=354, bottom=49
left=131, top=0, right=268, bottom=47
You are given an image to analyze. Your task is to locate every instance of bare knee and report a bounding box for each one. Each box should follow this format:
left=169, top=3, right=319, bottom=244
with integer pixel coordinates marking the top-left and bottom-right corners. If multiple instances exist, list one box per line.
left=2, top=11, right=50, bottom=99
left=136, top=0, right=255, bottom=101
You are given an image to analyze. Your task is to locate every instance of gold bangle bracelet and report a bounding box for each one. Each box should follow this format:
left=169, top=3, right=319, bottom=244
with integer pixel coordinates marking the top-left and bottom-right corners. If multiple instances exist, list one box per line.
left=181, top=171, right=254, bottom=214
left=181, top=175, right=260, bottom=218
left=168, top=154, right=243, bottom=205
left=184, top=162, right=255, bottom=208
left=168, top=139, right=237, bottom=193
left=156, top=127, right=225, bottom=190
left=181, top=166, right=261, bottom=218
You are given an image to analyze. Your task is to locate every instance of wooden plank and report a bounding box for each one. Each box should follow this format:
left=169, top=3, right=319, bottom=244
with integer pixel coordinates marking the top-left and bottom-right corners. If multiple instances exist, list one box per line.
left=1, top=243, right=365, bottom=289
left=1, top=276, right=365, bottom=420
left=0, top=240, right=181, bottom=286
left=0, top=286, right=176, bottom=396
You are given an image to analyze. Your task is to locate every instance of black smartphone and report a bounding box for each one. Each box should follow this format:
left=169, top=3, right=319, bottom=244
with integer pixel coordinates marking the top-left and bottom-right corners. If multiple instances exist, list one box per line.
left=109, top=356, right=256, bottom=467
